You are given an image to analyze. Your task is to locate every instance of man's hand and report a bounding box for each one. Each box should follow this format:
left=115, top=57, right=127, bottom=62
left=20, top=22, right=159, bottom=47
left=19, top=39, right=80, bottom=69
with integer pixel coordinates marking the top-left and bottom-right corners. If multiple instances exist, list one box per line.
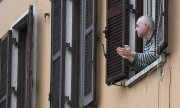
left=116, top=45, right=135, bottom=62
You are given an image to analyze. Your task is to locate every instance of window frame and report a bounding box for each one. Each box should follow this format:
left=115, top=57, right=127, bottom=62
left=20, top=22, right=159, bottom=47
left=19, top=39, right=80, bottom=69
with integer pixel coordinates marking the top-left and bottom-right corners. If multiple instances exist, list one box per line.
left=10, top=5, right=36, bottom=108
left=124, top=0, right=168, bottom=86
left=0, top=30, right=12, bottom=108
left=105, top=0, right=168, bottom=86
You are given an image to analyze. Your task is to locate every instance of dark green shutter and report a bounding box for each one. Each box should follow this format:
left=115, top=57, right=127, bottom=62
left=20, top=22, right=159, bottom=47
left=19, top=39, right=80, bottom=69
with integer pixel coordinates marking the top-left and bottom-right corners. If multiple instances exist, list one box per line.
left=0, top=30, right=12, bottom=108
left=105, top=0, right=129, bottom=85
left=50, top=0, right=66, bottom=108
left=83, top=0, right=96, bottom=106
left=155, top=0, right=168, bottom=54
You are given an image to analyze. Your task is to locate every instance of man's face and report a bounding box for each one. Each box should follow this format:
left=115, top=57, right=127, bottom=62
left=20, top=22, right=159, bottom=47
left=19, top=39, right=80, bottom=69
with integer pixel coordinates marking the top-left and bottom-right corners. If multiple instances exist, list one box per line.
left=135, top=19, right=147, bottom=38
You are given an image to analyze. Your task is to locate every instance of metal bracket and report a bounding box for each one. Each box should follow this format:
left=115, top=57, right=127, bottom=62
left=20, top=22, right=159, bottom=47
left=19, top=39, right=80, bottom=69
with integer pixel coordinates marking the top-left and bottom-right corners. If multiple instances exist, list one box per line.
left=12, top=38, right=20, bottom=47
left=65, top=43, right=72, bottom=51
left=44, top=13, right=50, bottom=22
left=103, top=27, right=108, bottom=38
left=101, top=44, right=107, bottom=58
left=65, top=96, right=71, bottom=106
left=48, top=92, right=51, bottom=102
left=11, top=87, right=18, bottom=96
left=126, top=4, right=137, bottom=14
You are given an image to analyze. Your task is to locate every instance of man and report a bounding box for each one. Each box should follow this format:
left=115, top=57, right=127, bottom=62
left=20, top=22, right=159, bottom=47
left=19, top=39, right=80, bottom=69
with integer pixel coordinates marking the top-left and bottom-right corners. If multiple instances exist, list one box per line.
left=116, top=15, right=158, bottom=72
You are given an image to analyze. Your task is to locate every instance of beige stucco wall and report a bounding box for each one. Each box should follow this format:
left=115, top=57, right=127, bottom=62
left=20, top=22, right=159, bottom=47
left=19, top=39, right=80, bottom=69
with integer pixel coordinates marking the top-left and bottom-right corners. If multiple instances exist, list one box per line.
left=0, top=0, right=51, bottom=108
left=97, top=0, right=180, bottom=108
left=1, top=0, right=180, bottom=108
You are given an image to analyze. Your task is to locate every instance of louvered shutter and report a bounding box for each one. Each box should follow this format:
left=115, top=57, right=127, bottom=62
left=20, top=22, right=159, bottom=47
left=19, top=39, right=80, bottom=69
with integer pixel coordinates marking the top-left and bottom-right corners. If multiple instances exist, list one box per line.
left=155, top=0, right=168, bottom=54
left=105, top=0, right=129, bottom=85
left=50, top=0, right=65, bottom=108
left=0, top=31, right=12, bottom=108
left=83, top=0, right=96, bottom=106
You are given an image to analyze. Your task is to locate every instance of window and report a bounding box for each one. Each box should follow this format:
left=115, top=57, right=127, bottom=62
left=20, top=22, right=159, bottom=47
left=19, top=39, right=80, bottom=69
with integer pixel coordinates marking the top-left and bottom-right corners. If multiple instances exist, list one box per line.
left=104, top=0, right=168, bottom=86
left=50, top=0, right=97, bottom=107
left=0, top=31, right=12, bottom=108
left=13, top=6, right=34, bottom=108
left=0, top=5, right=35, bottom=107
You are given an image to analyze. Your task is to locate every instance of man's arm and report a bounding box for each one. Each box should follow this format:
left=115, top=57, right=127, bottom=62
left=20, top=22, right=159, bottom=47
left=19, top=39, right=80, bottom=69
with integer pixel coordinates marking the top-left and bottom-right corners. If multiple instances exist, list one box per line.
left=116, top=44, right=158, bottom=72
left=130, top=52, right=158, bottom=72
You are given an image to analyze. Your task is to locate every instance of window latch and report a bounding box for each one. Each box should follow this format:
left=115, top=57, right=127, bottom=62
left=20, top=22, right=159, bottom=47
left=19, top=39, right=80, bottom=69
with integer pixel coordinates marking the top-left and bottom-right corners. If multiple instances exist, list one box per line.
left=125, top=4, right=137, bottom=14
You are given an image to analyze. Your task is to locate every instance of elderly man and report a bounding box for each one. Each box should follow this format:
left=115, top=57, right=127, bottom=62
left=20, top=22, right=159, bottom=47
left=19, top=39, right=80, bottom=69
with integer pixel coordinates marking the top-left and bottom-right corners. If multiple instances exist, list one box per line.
left=116, top=15, right=158, bottom=72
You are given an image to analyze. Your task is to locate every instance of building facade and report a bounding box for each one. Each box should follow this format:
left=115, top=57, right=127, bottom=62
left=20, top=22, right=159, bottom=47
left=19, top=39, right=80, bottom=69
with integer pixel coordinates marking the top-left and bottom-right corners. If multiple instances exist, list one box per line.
left=1, top=0, right=180, bottom=108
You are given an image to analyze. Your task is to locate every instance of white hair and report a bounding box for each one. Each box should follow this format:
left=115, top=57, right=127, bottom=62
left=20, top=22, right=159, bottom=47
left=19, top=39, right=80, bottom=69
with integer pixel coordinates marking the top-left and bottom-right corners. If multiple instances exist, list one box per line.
left=138, top=15, right=155, bottom=31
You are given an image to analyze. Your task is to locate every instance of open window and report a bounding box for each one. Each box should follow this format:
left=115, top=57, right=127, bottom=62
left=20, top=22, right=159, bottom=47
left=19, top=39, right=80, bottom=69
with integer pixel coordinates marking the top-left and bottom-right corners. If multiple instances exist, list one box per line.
left=104, top=0, right=168, bottom=86
left=11, top=5, right=35, bottom=107
left=0, top=5, right=35, bottom=108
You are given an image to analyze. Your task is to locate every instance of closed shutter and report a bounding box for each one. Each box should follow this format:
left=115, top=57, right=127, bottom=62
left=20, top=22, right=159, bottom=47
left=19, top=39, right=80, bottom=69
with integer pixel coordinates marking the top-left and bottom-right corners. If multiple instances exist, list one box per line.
left=0, top=31, right=12, bottom=108
left=155, top=0, right=168, bottom=54
left=82, top=0, right=96, bottom=106
left=105, top=0, right=129, bottom=85
left=50, top=0, right=65, bottom=108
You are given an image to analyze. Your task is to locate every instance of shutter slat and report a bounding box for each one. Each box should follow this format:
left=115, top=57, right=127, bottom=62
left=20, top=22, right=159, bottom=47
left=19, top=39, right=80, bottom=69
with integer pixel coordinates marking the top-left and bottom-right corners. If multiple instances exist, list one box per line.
left=106, top=0, right=129, bottom=85
left=84, top=32, right=93, bottom=96
left=86, top=0, right=93, bottom=29
left=108, top=0, right=122, bottom=9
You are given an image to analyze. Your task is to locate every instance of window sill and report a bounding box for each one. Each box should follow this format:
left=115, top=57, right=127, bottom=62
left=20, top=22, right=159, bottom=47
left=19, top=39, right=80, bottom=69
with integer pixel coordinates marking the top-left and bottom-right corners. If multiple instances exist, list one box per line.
left=124, top=54, right=165, bottom=87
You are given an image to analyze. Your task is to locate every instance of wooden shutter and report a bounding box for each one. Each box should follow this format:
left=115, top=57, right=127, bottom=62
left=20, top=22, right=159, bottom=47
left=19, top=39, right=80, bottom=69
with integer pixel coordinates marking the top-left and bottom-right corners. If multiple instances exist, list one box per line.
left=82, top=0, right=96, bottom=106
left=0, top=31, right=12, bottom=108
left=50, top=0, right=66, bottom=108
left=155, top=0, right=168, bottom=54
left=105, top=0, right=129, bottom=85
left=23, top=5, right=34, bottom=108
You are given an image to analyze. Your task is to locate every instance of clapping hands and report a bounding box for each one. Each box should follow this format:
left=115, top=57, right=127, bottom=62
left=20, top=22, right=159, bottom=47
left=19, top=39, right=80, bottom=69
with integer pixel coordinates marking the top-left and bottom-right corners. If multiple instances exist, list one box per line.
left=116, top=45, right=135, bottom=62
